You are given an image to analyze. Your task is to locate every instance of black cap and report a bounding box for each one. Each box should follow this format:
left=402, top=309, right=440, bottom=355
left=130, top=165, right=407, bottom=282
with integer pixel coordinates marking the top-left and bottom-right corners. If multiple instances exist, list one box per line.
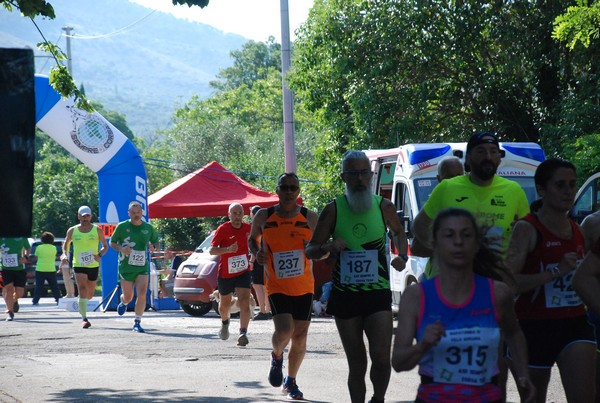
left=466, top=132, right=499, bottom=155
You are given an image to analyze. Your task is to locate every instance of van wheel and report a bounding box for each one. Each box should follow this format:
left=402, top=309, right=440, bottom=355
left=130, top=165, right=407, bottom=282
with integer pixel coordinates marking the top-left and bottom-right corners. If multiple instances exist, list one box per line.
left=181, top=302, right=212, bottom=317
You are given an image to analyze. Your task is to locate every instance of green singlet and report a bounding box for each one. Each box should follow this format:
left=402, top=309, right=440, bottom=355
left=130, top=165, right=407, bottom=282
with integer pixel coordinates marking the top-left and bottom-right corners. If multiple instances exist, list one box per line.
left=71, top=225, right=101, bottom=268
left=332, top=195, right=389, bottom=292
left=111, top=220, right=158, bottom=276
left=0, top=237, right=30, bottom=270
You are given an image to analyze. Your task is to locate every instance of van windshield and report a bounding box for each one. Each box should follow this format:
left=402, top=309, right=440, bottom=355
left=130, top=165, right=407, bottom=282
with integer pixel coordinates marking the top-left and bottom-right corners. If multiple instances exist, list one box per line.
left=413, top=176, right=538, bottom=211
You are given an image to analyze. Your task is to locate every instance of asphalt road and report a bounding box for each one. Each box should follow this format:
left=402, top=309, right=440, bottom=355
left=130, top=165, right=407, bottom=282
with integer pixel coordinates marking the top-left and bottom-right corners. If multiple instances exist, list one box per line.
left=0, top=298, right=566, bottom=402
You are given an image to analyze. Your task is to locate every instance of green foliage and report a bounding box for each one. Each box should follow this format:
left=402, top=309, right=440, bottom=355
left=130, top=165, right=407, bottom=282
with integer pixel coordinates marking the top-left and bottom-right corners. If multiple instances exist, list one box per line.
left=142, top=135, right=179, bottom=195
left=173, top=0, right=209, bottom=8
left=152, top=217, right=218, bottom=251
left=562, top=134, right=600, bottom=184
left=210, top=38, right=281, bottom=92
left=292, top=1, right=568, bottom=147
left=33, top=133, right=98, bottom=237
left=91, top=102, right=135, bottom=140
left=150, top=36, right=331, bottom=246
left=553, top=0, right=600, bottom=49
left=1, top=0, right=54, bottom=18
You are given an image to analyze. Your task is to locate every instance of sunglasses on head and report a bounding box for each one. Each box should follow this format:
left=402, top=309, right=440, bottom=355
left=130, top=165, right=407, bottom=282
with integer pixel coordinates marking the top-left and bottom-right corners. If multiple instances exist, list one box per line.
left=278, top=185, right=300, bottom=192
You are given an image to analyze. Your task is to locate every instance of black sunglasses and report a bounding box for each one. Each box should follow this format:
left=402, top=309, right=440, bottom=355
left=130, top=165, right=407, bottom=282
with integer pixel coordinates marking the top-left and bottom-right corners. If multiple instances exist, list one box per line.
left=278, top=185, right=300, bottom=192
left=343, top=169, right=372, bottom=178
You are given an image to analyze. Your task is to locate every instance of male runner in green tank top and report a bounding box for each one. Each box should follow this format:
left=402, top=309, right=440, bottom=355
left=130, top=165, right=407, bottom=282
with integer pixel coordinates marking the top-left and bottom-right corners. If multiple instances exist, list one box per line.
left=62, top=205, right=108, bottom=328
left=306, top=150, right=408, bottom=403
left=0, top=237, right=30, bottom=321
left=110, top=201, right=159, bottom=333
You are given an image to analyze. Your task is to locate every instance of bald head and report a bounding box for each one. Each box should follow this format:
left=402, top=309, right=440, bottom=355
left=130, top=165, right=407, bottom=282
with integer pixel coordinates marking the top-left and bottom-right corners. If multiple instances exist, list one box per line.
left=437, top=156, right=464, bottom=182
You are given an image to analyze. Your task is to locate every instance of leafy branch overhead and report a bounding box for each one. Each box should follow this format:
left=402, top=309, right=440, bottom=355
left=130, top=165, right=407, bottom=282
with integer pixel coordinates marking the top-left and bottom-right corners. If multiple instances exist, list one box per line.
left=2, top=0, right=210, bottom=111
left=552, top=1, right=600, bottom=50
left=173, top=0, right=209, bottom=8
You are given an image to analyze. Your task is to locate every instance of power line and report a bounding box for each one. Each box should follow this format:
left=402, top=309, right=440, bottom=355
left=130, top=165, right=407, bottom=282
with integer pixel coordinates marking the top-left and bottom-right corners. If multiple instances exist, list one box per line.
left=63, top=9, right=158, bottom=40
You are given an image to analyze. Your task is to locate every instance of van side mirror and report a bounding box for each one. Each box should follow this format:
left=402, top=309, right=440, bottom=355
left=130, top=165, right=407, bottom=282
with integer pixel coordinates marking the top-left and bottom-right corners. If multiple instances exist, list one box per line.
left=570, top=208, right=593, bottom=224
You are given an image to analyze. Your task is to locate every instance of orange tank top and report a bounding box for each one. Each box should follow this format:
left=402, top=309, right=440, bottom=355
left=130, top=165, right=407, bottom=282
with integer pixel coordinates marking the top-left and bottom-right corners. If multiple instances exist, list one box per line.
left=262, top=206, right=314, bottom=296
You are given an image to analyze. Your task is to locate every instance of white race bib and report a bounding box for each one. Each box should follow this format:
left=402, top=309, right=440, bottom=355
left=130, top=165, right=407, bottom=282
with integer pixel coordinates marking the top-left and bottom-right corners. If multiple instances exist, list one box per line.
left=340, top=250, right=378, bottom=284
left=544, top=261, right=582, bottom=308
left=78, top=251, right=95, bottom=266
left=228, top=254, right=249, bottom=274
left=432, top=327, right=500, bottom=386
left=273, top=249, right=305, bottom=279
left=2, top=253, right=18, bottom=267
left=128, top=250, right=146, bottom=266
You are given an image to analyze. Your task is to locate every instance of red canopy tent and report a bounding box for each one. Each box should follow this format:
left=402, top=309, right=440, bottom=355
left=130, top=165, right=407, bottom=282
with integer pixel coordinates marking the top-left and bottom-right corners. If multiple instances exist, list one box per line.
left=148, top=161, right=280, bottom=218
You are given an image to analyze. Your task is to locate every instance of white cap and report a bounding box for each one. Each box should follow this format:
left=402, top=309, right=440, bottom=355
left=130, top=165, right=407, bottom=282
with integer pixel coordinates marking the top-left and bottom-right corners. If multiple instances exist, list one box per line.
left=78, top=206, right=92, bottom=216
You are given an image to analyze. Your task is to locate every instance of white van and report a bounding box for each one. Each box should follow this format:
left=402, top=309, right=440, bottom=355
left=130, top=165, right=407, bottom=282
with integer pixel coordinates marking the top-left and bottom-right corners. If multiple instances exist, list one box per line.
left=365, top=142, right=545, bottom=311
left=571, top=172, right=600, bottom=223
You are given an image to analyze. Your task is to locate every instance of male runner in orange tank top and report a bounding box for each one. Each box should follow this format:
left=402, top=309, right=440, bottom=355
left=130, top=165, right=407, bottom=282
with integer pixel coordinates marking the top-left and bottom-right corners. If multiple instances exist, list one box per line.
left=249, top=173, right=319, bottom=400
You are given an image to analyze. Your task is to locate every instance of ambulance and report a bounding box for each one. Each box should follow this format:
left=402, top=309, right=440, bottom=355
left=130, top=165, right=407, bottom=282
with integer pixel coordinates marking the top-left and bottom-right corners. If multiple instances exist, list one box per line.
left=365, top=142, right=546, bottom=311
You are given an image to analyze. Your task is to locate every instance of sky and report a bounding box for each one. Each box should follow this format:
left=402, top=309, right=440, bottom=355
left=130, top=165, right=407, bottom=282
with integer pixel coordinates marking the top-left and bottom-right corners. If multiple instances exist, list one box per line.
left=129, top=0, right=314, bottom=42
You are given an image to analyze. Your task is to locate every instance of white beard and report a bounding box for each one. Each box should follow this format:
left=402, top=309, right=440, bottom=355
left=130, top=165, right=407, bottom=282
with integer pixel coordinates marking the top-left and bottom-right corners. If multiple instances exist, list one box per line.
left=345, top=184, right=373, bottom=213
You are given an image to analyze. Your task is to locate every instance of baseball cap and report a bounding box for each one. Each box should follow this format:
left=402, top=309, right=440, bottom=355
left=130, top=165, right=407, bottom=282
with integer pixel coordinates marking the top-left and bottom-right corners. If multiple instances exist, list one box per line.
left=466, top=132, right=499, bottom=155
left=78, top=206, right=92, bottom=216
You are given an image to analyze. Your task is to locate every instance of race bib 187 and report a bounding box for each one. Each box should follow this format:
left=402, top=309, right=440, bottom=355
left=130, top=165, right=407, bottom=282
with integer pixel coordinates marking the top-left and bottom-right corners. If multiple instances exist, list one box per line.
left=340, top=250, right=378, bottom=284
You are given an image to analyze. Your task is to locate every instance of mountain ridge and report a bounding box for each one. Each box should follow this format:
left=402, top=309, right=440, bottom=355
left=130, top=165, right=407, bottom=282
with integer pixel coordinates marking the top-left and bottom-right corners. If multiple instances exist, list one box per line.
left=0, top=0, right=247, bottom=137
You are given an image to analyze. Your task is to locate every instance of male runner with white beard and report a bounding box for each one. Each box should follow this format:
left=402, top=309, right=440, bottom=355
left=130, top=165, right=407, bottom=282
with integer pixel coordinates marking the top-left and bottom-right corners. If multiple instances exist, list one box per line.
left=306, top=150, right=408, bottom=403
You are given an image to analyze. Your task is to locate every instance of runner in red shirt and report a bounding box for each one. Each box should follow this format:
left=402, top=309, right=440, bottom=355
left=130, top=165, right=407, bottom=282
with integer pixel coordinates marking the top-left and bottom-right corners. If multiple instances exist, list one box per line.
left=210, top=203, right=252, bottom=346
left=505, top=158, right=596, bottom=403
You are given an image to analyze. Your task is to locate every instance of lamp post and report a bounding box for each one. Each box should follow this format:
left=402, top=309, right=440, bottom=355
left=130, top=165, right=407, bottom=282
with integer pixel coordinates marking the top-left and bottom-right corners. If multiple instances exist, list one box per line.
left=280, top=0, right=296, bottom=173
left=62, top=26, right=73, bottom=75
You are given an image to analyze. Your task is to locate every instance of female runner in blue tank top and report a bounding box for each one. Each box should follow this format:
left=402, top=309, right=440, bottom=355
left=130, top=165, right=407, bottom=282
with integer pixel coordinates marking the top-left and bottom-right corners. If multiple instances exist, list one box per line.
left=392, top=208, right=535, bottom=402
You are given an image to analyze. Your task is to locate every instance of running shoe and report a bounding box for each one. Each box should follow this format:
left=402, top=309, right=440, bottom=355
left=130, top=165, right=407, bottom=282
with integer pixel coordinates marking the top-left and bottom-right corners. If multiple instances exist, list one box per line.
left=282, top=377, right=303, bottom=400
left=237, top=332, right=249, bottom=346
left=268, top=351, right=284, bottom=387
left=117, top=302, right=127, bottom=316
left=13, top=301, right=19, bottom=313
left=82, top=319, right=91, bottom=329
left=5, top=312, right=14, bottom=322
left=132, top=321, right=145, bottom=333
left=219, top=322, right=230, bottom=340
left=253, top=312, right=269, bottom=320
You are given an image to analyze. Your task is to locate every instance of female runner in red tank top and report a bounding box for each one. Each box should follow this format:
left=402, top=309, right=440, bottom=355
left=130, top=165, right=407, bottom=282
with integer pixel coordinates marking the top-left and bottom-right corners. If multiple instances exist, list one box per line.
left=505, top=158, right=596, bottom=403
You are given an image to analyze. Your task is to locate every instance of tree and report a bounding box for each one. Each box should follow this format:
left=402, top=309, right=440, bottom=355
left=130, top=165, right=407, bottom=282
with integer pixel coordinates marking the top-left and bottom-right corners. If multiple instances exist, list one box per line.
left=292, top=1, right=569, bottom=147
left=91, top=102, right=135, bottom=141
left=553, top=0, right=600, bottom=49
left=146, top=35, right=329, bottom=249
left=32, top=134, right=98, bottom=237
left=210, top=38, right=281, bottom=92
left=289, top=0, right=600, bottom=189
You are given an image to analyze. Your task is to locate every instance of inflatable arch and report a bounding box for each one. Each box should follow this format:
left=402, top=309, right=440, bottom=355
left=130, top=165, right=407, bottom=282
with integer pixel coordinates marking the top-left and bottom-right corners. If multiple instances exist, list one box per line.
left=34, top=75, right=148, bottom=309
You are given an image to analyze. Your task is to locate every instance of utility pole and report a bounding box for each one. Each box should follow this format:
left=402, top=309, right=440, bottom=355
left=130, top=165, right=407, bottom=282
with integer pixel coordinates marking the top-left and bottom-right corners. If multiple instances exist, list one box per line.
left=62, top=26, right=73, bottom=75
left=280, top=0, right=296, bottom=173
